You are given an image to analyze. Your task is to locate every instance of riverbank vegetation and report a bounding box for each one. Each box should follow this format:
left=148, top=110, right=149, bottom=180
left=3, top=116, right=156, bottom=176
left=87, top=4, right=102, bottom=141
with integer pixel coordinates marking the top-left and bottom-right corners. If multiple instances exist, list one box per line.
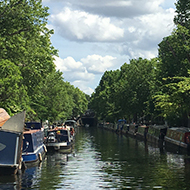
left=90, top=0, right=190, bottom=127
left=0, top=0, right=88, bottom=122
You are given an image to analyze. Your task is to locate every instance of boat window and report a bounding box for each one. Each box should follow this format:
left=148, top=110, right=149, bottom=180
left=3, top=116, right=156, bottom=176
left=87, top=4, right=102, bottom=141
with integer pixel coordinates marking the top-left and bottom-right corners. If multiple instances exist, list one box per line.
left=61, top=130, right=68, bottom=135
left=176, top=132, right=180, bottom=141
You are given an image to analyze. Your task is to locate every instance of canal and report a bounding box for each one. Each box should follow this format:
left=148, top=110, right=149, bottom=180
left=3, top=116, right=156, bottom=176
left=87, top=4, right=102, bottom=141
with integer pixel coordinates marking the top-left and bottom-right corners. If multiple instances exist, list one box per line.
left=1, top=127, right=190, bottom=189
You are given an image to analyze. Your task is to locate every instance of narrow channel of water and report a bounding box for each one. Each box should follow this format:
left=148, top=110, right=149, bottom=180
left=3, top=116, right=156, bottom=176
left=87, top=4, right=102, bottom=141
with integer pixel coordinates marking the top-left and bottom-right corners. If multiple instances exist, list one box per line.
left=1, top=127, right=190, bottom=189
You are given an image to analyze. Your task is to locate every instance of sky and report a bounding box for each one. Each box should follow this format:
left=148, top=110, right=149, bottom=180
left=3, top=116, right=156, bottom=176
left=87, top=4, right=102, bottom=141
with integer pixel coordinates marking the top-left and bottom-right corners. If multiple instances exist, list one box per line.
left=42, top=0, right=177, bottom=96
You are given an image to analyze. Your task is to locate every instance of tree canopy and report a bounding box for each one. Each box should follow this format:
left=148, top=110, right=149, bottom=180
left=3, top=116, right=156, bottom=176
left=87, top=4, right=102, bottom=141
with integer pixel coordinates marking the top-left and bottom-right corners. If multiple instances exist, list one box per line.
left=0, top=0, right=88, bottom=122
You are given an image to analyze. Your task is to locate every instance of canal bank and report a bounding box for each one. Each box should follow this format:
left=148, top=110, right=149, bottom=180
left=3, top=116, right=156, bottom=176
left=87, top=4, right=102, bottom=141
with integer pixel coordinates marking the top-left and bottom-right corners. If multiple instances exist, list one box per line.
left=1, top=127, right=190, bottom=189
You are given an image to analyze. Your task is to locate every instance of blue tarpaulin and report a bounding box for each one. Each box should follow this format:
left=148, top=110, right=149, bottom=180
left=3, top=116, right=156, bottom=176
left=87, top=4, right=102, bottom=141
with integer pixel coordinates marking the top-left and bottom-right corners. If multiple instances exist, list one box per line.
left=118, top=119, right=126, bottom=123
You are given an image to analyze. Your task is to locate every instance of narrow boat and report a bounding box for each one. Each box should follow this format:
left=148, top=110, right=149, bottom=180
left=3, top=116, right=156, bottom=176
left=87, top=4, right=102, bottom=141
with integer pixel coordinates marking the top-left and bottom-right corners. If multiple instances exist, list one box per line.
left=45, top=127, right=72, bottom=153
left=0, top=111, right=25, bottom=175
left=22, top=122, right=47, bottom=164
left=146, top=125, right=168, bottom=146
left=164, top=127, right=190, bottom=154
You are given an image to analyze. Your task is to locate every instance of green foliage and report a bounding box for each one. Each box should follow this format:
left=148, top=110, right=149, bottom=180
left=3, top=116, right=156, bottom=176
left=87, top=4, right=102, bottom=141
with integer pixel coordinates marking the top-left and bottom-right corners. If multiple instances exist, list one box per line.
left=156, top=23, right=190, bottom=126
left=0, top=0, right=88, bottom=121
left=158, top=25, right=190, bottom=80
left=90, top=58, right=156, bottom=123
left=0, top=60, right=29, bottom=115
left=154, top=74, right=190, bottom=126
left=90, top=70, right=121, bottom=122
left=174, top=0, right=190, bottom=29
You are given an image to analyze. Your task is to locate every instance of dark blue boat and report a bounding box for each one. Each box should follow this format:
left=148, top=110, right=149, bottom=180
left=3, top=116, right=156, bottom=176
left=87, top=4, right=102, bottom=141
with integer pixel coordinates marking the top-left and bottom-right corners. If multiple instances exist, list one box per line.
left=22, top=122, right=47, bottom=163
left=0, top=111, right=25, bottom=175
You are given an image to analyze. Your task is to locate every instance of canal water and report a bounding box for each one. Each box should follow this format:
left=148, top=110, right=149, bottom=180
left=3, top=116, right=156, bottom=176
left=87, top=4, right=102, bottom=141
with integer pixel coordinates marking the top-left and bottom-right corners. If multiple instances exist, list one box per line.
left=1, top=127, right=190, bottom=190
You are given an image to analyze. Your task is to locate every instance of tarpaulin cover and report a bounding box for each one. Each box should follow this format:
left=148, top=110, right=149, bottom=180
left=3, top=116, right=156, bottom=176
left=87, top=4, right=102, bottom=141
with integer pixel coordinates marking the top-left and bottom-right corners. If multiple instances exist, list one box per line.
left=0, top=108, right=10, bottom=127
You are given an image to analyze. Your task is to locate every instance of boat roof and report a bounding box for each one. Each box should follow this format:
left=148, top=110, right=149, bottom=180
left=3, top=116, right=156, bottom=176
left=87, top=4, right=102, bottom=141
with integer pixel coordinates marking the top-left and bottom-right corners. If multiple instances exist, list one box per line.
left=65, top=120, right=76, bottom=123
left=23, top=129, right=40, bottom=134
left=149, top=125, right=168, bottom=130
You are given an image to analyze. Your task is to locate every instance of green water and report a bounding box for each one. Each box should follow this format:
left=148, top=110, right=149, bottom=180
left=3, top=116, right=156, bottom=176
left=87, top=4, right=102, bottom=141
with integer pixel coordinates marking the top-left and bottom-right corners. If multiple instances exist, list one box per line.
left=1, top=127, right=190, bottom=190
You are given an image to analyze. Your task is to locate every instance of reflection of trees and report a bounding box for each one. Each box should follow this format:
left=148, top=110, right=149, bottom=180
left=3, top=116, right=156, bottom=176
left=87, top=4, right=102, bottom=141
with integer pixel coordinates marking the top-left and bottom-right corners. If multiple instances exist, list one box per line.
left=89, top=128, right=190, bottom=189
left=39, top=153, right=68, bottom=189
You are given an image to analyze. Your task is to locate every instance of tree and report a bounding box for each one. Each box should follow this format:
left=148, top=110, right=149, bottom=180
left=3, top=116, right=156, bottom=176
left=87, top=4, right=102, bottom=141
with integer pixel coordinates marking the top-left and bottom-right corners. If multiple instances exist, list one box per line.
left=154, top=74, right=190, bottom=126
left=90, top=70, right=120, bottom=122
left=0, top=0, right=58, bottom=118
left=174, top=0, right=190, bottom=29
left=0, top=60, right=29, bottom=115
left=156, top=24, right=190, bottom=126
left=119, top=58, right=156, bottom=123
left=158, top=25, right=190, bottom=81
left=71, top=87, right=88, bottom=117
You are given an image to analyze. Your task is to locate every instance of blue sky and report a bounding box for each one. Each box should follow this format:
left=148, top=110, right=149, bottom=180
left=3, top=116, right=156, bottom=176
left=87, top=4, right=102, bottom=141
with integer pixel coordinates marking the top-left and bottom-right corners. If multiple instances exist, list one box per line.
left=42, top=0, right=176, bottom=95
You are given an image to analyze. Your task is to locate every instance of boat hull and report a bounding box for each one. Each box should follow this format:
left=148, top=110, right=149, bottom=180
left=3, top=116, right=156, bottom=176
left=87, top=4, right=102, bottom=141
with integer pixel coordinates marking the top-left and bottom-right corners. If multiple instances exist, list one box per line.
left=0, top=165, right=19, bottom=175
left=46, top=142, right=72, bottom=153
left=164, top=127, right=190, bottom=154
left=22, top=145, right=46, bottom=163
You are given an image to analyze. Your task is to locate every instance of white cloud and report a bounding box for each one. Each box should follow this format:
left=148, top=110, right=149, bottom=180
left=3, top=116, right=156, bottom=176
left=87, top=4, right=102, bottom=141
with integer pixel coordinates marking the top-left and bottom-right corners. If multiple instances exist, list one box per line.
left=55, top=56, right=84, bottom=72
left=118, top=7, right=175, bottom=59
left=50, top=7, right=124, bottom=42
left=81, top=54, right=116, bottom=74
left=72, top=81, right=94, bottom=95
left=54, top=55, right=118, bottom=94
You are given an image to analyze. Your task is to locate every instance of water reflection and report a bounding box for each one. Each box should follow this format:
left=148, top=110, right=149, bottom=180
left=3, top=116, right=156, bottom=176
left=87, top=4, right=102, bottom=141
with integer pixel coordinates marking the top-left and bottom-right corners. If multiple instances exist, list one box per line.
left=21, top=163, right=42, bottom=189
left=0, top=175, right=21, bottom=190
left=1, top=127, right=190, bottom=189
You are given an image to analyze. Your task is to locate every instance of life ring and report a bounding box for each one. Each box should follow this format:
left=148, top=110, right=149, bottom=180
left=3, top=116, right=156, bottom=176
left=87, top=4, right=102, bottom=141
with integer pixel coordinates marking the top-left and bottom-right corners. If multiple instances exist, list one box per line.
left=38, top=153, right=42, bottom=162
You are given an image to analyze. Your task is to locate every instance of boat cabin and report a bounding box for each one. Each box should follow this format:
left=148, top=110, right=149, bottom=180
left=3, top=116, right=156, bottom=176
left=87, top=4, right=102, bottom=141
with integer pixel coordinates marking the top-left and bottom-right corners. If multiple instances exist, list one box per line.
left=165, top=127, right=190, bottom=145
left=47, top=129, right=71, bottom=143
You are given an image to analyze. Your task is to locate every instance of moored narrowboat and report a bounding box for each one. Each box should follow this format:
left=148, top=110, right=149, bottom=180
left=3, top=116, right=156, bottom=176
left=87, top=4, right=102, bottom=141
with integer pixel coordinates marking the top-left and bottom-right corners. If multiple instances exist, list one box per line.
left=0, top=111, right=25, bottom=175
left=45, top=127, right=72, bottom=153
left=164, top=127, right=190, bottom=154
left=146, top=125, right=168, bottom=146
left=22, top=122, right=47, bottom=164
